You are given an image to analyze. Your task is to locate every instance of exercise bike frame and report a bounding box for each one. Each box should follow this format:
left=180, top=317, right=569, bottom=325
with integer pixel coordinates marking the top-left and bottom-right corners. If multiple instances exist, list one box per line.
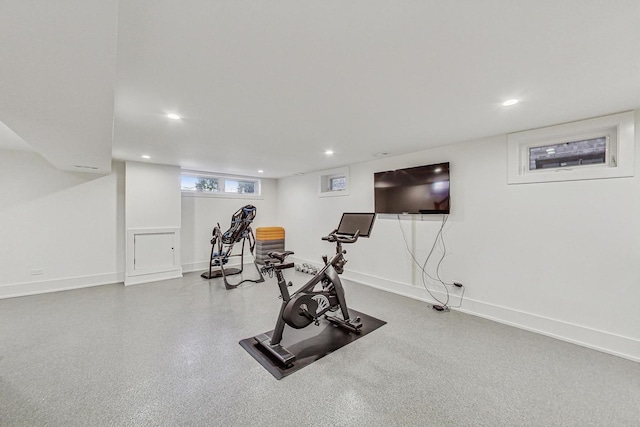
left=255, top=231, right=362, bottom=366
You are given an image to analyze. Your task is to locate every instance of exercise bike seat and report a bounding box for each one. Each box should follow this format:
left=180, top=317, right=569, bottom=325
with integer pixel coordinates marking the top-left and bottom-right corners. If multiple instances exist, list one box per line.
left=268, top=250, right=294, bottom=263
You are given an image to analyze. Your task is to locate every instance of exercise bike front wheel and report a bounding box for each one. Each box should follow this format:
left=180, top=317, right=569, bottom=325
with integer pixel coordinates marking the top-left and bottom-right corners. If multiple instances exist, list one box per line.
left=282, top=294, right=318, bottom=329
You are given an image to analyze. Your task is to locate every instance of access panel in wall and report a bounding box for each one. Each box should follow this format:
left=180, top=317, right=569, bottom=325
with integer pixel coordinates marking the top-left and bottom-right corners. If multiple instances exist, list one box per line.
left=125, top=228, right=182, bottom=285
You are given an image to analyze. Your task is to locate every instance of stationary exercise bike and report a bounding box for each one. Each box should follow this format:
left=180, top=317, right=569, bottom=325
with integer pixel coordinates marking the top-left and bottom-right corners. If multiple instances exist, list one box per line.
left=254, top=213, right=375, bottom=367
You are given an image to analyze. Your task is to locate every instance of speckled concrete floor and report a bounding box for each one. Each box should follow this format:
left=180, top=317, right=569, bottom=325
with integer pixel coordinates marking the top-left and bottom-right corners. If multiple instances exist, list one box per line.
left=1, top=271, right=639, bottom=426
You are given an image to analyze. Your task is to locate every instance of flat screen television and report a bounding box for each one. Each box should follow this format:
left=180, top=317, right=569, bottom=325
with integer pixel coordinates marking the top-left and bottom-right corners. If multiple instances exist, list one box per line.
left=374, top=162, right=450, bottom=214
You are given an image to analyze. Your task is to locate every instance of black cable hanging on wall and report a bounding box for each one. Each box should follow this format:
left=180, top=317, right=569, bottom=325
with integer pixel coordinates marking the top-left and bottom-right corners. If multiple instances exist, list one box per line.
left=397, top=214, right=465, bottom=311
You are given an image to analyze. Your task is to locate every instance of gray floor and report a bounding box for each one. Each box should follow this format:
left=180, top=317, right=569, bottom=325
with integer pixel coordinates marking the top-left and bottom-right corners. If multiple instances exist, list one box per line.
left=1, top=270, right=639, bottom=426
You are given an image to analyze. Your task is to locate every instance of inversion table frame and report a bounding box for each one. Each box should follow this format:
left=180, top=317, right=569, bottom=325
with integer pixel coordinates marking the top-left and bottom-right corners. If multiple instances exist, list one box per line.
left=201, top=205, right=265, bottom=289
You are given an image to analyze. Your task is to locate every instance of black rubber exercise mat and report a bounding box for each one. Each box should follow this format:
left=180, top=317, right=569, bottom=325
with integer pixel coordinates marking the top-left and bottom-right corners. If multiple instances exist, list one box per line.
left=240, top=309, right=386, bottom=380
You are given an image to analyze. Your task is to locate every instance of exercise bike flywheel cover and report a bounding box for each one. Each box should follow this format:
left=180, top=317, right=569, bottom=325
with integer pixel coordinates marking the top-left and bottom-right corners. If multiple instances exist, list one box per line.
left=283, top=294, right=318, bottom=329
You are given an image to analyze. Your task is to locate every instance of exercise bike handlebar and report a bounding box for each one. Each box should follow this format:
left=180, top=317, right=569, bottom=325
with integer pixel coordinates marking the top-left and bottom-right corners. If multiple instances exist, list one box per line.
left=321, top=229, right=360, bottom=244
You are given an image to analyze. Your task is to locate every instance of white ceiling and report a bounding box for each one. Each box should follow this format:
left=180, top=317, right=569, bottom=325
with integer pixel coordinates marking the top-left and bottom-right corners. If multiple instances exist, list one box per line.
left=2, top=1, right=640, bottom=178
left=0, top=121, right=31, bottom=152
left=0, top=1, right=118, bottom=174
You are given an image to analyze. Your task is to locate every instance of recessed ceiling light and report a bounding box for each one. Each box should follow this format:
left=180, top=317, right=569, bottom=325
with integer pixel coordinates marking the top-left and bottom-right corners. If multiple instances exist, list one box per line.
left=141, top=155, right=151, bottom=159
left=325, top=150, right=334, bottom=156
left=166, top=113, right=181, bottom=120
left=502, top=99, right=519, bottom=107
left=257, top=169, right=264, bottom=173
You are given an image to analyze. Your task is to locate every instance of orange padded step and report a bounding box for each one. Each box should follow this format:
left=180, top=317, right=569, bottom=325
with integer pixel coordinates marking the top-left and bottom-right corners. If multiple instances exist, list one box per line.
left=256, top=227, right=285, bottom=241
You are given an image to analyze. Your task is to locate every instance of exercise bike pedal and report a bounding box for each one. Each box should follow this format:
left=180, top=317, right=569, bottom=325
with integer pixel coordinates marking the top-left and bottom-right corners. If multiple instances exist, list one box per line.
left=254, top=333, right=296, bottom=367
left=324, top=315, right=363, bottom=334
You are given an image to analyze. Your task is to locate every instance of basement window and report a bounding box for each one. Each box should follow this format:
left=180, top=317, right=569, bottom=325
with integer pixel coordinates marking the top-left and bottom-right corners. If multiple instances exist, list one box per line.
left=507, top=111, right=635, bottom=184
left=528, top=136, right=608, bottom=171
left=181, top=171, right=261, bottom=197
left=319, top=167, right=350, bottom=197
left=330, top=176, right=347, bottom=191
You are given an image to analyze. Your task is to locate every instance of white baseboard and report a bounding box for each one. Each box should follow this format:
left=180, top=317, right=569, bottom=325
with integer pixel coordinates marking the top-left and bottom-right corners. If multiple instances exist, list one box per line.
left=291, top=256, right=640, bottom=363
left=0, top=258, right=245, bottom=298
left=4, top=258, right=637, bottom=363
left=124, top=268, right=182, bottom=286
left=0, top=272, right=124, bottom=299
left=452, top=300, right=640, bottom=364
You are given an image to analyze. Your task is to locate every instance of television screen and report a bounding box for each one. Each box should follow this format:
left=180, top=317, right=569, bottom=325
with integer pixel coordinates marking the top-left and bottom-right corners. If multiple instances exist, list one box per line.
left=374, top=162, right=450, bottom=214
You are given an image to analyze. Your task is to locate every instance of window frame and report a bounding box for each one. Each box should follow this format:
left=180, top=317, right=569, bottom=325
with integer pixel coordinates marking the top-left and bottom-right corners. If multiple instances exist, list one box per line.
left=507, top=111, right=635, bottom=184
left=319, top=166, right=350, bottom=197
left=181, top=170, right=262, bottom=199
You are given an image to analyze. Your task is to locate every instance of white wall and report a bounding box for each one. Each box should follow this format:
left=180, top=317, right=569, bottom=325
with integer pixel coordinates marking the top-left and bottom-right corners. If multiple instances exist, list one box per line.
left=124, top=161, right=182, bottom=285
left=0, top=155, right=277, bottom=295
left=181, top=178, right=279, bottom=272
left=2, top=115, right=637, bottom=360
left=125, top=162, right=182, bottom=229
left=277, top=111, right=640, bottom=362
left=0, top=151, right=125, bottom=297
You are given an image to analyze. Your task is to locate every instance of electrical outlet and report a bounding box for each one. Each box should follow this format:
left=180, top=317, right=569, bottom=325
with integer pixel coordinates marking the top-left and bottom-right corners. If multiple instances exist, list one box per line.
left=30, top=268, right=43, bottom=276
